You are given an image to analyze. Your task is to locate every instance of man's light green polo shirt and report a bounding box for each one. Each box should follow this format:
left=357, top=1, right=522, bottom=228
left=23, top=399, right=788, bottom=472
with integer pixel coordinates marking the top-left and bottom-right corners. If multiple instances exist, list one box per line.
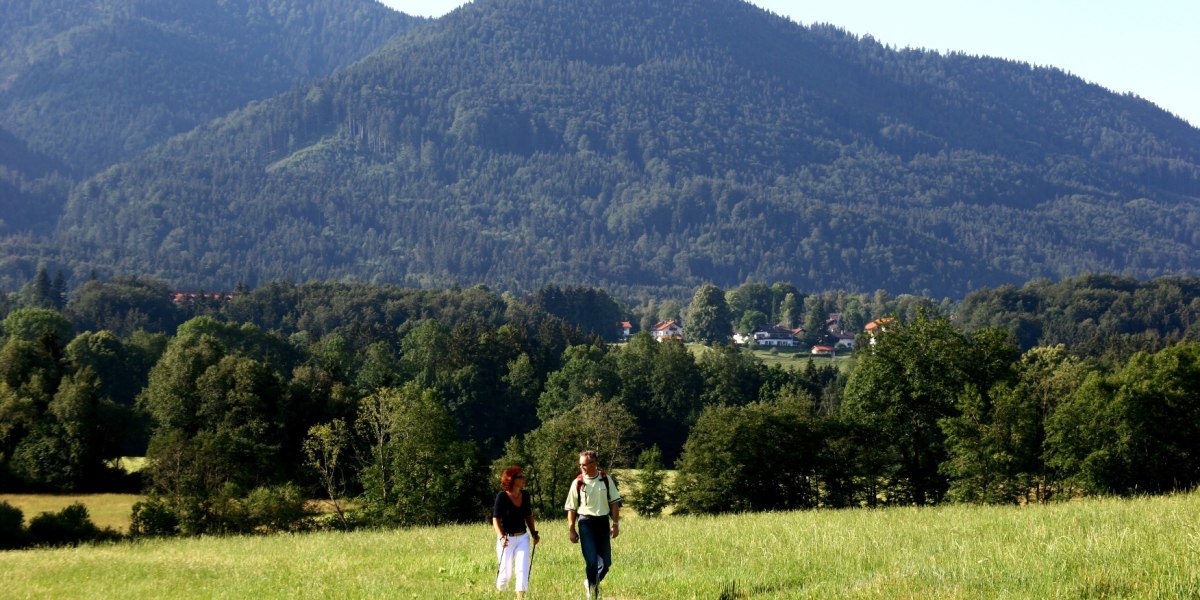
left=564, top=473, right=621, bottom=516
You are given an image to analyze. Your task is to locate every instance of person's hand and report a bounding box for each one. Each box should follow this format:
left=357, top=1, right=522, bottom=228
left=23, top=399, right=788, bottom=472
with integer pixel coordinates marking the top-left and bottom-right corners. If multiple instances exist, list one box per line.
left=610, top=521, right=620, bottom=539
left=568, top=529, right=579, bottom=544
left=532, top=531, right=540, bottom=545
left=500, top=535, right=508, bottom=548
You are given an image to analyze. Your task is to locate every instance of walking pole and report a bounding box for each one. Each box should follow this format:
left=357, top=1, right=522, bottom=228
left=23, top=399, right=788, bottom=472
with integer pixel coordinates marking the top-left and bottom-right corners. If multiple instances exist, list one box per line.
left=526, top=486, right=538, bottom=597
left=528, top=534, right=537, bottom=595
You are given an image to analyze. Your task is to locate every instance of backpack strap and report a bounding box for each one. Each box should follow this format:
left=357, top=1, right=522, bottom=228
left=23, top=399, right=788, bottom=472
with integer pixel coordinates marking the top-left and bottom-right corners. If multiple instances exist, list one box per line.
left=576, top=470, right=610, bottom=496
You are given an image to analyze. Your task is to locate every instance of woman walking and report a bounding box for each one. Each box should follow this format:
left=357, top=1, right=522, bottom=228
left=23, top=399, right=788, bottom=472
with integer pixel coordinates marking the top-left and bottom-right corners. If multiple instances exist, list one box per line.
left=494, top=466, right=540, bottom=599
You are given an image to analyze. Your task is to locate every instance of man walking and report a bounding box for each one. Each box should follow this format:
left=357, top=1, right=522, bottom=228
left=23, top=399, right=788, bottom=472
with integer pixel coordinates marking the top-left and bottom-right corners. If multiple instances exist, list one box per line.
left=565, top=450, right=622, bottom=600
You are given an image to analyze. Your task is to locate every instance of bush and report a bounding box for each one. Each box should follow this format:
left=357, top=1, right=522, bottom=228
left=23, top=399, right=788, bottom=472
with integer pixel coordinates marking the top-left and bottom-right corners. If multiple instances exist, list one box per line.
left=27, top=503, right=115, bottom=546
left=0, top=501, right=28, bottom=549
left=245, top=483, right=311, bottom=533
left=129, top=496, right=180, bottom=537
left=627, top=446, right=670, bottom=518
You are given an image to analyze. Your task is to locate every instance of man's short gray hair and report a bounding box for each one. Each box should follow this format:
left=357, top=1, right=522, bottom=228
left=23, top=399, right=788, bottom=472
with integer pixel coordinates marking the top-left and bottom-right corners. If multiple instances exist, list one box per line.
left=579, top=450, right=598, bottom=463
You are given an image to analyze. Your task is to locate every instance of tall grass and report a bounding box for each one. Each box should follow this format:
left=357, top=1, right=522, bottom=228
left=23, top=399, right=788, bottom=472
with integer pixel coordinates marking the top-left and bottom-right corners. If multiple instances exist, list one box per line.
left=2, top=491, right=1198, bottom=598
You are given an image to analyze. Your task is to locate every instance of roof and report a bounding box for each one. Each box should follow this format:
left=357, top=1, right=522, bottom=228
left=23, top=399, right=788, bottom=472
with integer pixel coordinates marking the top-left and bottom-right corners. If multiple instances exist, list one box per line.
left=865, top=317, right=895, bottom=331
left=652, top=320, right=681, bottom=331
left=755, top=324, right=795, bottom=337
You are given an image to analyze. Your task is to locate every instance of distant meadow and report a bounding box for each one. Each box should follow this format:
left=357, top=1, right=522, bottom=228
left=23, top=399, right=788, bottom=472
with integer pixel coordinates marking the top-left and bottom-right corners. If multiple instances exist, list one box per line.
left=3, top=491, right=1198, bottom=599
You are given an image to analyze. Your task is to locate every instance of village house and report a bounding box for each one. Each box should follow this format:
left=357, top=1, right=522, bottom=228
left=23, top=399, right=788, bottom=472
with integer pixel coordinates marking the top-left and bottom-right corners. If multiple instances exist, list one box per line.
left=865, top=317, right=894, bottom=346
left=811, top=344, right=836, bottom=356
left=826, top=312, right=845, bottom=335
left=651, top=320, right=684, bottom=341
left=618, top=321, right=633, bottom=341
left=171, top=290, right=237, bottom=304
left=753, top=324, right=798, bottom=347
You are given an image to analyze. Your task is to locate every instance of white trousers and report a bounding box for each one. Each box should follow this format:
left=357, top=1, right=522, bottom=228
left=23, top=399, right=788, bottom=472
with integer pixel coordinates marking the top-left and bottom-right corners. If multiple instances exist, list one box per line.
left=496, top=533, right=532, bottom=592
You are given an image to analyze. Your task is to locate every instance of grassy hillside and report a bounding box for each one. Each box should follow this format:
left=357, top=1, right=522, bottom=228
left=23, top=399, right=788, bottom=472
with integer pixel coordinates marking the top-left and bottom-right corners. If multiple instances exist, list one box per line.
left=3, top=492, right=1198, bottom=598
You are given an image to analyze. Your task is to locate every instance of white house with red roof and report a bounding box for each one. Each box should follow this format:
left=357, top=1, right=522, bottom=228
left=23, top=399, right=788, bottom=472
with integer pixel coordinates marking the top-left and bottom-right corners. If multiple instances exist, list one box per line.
left=651, top=320, right=684, bottom=341
left=618, top=321, right=633, bottom=340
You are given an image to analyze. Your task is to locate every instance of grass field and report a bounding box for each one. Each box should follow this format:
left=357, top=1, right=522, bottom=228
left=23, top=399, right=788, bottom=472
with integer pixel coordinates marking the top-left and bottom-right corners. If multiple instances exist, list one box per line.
left=747, top=347, right=855, bottom=372
left=3, top=491, right=1198, bottom=599
left=685, top=343, right=855, bottom=373
left=0, top=493, right=142, bottom=533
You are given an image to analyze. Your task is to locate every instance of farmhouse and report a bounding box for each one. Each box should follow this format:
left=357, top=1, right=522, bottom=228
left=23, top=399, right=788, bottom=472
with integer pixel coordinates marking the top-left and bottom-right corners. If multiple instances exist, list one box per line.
left=865, top=317, right=894, bottom=346
left=811, top=345, right=835, bottom=356
left=618, top=321, right=633, bottom=341
left=651, top=320, right=684, bottom=341
left=753, top=324, right=798, bottom=347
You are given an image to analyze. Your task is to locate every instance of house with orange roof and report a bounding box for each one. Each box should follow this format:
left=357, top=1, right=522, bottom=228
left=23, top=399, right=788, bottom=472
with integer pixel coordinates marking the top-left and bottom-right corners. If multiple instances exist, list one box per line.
left=865, top=317, right=895, bottom=346
left=618, top=321, right=633, bottom=340
left=651, top=320, right=684, bottom=341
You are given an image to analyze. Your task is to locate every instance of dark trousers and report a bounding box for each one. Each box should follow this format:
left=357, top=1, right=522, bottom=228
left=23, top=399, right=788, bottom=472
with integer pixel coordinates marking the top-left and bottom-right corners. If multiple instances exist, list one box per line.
left=577, top=515, right=612, bottom=586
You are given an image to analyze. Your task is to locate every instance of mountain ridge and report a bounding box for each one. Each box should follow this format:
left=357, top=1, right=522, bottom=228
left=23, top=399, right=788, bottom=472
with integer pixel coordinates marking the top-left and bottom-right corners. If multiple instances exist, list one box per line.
left=14, top=0, right=1200, bottom=297
left=0, top=0, right=423, bottom=176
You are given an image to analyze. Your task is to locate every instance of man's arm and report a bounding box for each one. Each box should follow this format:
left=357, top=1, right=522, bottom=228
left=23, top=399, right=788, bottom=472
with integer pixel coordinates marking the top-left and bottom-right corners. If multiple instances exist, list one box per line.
left=609, top=501, right=620, bottom=538
left=567, top=509, right=579, bottom=543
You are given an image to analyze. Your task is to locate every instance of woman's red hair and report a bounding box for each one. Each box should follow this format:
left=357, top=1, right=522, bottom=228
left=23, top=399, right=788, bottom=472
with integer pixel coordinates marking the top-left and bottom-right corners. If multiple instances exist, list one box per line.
left=500, top=466, right=524, bottom=491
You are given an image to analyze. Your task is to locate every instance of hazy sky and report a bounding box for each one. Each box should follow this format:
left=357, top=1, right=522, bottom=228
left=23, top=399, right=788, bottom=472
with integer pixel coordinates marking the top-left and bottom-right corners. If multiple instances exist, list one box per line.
left=379, top=0, right=1198, bottom=127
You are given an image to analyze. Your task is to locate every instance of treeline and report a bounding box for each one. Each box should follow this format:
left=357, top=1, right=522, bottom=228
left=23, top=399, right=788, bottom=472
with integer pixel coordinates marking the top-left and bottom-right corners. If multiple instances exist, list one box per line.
left=2, top=273, right=1200, bottom=541
left=957, top=273, right=1200, bottom=364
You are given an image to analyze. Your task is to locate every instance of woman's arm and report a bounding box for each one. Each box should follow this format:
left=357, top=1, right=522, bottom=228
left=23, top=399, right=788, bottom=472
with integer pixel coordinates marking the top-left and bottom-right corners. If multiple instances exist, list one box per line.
left=493, top=516, right=508, bottom=547
left=525, top=513, right=539, bottom=543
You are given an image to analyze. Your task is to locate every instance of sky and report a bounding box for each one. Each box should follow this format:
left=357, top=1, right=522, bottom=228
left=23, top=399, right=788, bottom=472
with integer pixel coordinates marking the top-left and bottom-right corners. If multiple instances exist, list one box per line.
left=379, top=0, right=1199, bottom=127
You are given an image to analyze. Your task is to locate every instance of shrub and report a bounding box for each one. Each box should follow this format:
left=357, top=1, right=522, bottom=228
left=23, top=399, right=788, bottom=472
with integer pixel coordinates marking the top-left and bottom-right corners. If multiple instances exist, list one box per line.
left=627, top=446, right=670, bottom=518
left=0, top=501, right=28, bottom=549
left=129, top=496, right=180, bottom=537
left=27, top=503, right=115, bottom=546
left=245, top=483, right=311, bottom=533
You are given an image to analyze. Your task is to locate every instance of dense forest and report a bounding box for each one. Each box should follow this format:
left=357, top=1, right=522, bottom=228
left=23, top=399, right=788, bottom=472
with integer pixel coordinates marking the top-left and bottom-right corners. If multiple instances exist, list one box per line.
left=0, top=0, right=1197, bottom=297
left=0, top=0, right=422, bottom=177
left=2, top=272, right=1199, bottom=542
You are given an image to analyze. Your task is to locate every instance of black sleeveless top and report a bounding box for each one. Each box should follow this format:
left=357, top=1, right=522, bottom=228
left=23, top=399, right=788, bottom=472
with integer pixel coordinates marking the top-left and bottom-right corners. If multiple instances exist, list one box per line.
left=493, top=490, right=531, bottom=535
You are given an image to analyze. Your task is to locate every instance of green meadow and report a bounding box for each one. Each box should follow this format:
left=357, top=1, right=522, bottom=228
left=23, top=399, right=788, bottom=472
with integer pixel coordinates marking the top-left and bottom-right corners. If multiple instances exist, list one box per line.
left=683, top=343, right=855, bottom=372
left=747, top=347, right=855, bottom=372
left=0, top=493, right=142, bottom=533
left=3, top=491, right=1199, bottom=599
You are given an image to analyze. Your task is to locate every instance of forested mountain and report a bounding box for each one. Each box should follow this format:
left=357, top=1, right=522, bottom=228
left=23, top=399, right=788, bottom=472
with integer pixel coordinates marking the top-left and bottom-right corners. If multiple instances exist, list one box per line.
left=18, top=0, right=1200, bottom=297
left=0, top=0, right=423, bottom=177
left=0, top=124, right=71, bottom=235
left=957, top=274, right=1200, bottom=360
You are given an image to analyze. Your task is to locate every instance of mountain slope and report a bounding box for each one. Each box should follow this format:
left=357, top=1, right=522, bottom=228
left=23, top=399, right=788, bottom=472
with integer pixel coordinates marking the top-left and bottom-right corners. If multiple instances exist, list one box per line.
left=0, top=0, right=422, bottom=176
left=0, top=124, right=71, bottom=235
left=55, top=0, right=1200, bottom=296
